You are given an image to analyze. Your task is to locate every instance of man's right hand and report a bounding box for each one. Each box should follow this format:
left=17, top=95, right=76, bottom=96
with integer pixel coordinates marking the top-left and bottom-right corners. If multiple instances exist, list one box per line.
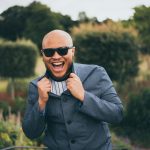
left=37, top=77, right=51, bottom=110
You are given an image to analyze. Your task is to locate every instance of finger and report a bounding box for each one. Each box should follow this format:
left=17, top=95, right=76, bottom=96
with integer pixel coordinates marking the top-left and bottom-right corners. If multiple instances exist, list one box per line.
left=66, top=81, right=76, bottom=89
left=41, top=77, right=47, bottom=81
left=66, top=84, right=72, bottom=90
left=69, top=73, right=78, bottom=78
left=45, top=85, right=51, bottom=88
left=70, top=73, right=80, bottom=81
left=39, top=79, right=49, bottom=85
left=42, top=77, right=50, bottom=82
left=44, top=80, right=51, bottom=86
left=41, top=77, right=51, bottom=83
left=66, top=78, right=73, bottom=83
left=45, top=87, right=51, bottom=92
left=66, top=80, right=77, bottom=87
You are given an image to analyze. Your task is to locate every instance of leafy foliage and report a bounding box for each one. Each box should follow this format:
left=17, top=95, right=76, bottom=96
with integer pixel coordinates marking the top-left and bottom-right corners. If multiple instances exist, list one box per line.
left=0, top=101, right=9, bottom=118
left=111, top=132, right=132, bottom=150
left=23, top=1, right=63, bottom=48
left=134, top=5, right=150, bottom=54
left=0, top=113, right=37, bottom=148
left=125, top=88, right=150, bottom=130
left=0, top=6, right=26, bottom=40
left=0, top=39, right=38, bottom=99
left=11, top=97, right=26, bottom=116
left=0, top=39, right=38, bottom=78
left=0, top=1, right=76, bottom=48
left=116, top=88, right=150, bottom=147
left=73, top=23, right=139, bottom=83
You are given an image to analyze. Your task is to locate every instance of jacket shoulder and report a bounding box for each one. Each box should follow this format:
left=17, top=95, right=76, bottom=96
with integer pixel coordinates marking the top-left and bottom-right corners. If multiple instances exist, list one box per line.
left=75, top=63, right=105, bottom=73
left=74, top=63, right=106, bottom=83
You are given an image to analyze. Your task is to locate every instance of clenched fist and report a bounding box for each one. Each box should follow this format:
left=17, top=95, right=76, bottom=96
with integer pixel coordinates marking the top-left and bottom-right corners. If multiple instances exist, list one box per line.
left=66, top=73, right=85, bottom=101
left=37, top=77, right=51, bottom=110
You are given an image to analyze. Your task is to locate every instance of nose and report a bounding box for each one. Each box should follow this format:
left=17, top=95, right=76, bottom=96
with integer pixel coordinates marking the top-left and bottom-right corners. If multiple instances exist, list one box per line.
left=52, top=51, right=61, bottom=59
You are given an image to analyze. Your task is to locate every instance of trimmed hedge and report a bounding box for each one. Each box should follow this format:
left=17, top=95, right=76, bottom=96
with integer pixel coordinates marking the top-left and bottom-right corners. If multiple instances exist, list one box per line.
left=0, top=39, right=38, bottom=78
left=74, top=31, right=139, bottom=83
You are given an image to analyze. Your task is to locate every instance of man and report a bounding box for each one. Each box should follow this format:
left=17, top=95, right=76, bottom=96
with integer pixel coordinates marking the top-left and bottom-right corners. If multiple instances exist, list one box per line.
left=22, top=30, right=123, bottom=150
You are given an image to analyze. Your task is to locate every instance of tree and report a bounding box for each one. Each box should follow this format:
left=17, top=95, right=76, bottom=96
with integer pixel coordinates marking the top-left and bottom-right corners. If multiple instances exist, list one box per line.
left=78, top=11, right=90, bottom=23
left=0, top=1, right=77, bottom=49
left=78, top=11, right=99, bottom=24
left=23, top=1, right=63, bottom=49
left=54, top=13, right=78, bottom=33
left=134, top=5, right=150, bottom=54
left=0, top=39, right=38, bottom=100
left=72, top=22, right=139, bottom=83
left=0, top=6, right=26, bottom=40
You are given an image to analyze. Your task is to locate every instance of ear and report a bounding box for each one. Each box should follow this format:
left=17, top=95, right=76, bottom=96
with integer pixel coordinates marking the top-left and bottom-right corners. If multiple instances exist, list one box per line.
left=72, top=47, right=75, bottom=56
left=41, top=50, right=44, bottom=59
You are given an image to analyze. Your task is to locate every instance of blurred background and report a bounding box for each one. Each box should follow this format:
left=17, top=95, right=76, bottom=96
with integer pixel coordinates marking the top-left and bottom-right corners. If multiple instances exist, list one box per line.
left=0, top=0, right=150, bottom=149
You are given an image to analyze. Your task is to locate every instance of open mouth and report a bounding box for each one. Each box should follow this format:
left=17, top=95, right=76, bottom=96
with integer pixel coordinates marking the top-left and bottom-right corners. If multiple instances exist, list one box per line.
left=51, top=62, right=65, bottom=72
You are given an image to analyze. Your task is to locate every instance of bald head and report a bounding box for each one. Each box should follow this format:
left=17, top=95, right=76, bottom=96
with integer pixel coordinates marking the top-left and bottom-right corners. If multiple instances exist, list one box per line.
left=42, top=30, right=73, bottom=49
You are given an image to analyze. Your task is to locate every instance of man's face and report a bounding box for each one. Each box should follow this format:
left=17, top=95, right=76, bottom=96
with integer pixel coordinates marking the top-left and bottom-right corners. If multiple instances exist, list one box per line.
left=42, top=39, right=75, bottom=78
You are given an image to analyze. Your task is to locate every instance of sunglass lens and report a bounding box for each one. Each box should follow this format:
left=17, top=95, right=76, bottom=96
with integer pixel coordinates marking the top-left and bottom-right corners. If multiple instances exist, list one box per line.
left=43, top=49, right=55, bottom=57
left=57, top=48, right=68, bottom=56
left=43, top=47, right=70, bottom=57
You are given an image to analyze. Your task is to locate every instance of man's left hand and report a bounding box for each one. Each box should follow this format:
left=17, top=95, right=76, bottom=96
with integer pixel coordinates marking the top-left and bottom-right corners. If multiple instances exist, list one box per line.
left=66, top=73, right=85, bottom=102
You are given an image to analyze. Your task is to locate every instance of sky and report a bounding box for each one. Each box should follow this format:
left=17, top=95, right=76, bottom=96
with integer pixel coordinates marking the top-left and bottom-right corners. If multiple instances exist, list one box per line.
left=0, top=0, right=150, bottom=21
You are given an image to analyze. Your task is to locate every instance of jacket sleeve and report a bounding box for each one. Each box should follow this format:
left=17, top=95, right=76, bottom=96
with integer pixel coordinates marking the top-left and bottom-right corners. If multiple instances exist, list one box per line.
left=77, top=67, right=123, bottom=124
left=22, top=82, right=46, bottom=139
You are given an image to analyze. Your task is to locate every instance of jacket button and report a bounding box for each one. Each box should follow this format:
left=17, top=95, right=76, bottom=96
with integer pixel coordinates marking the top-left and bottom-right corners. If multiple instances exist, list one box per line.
left=71, top=139, right=76, bottom=144
left=67, top=120, right=72, bottom=125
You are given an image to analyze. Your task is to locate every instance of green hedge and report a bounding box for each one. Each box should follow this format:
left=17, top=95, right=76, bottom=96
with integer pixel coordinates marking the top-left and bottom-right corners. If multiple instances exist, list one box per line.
left=74, top=32, right=139, bottom=83
left=117, top=88, right=150, bottom=147
left=0, top=101, right=9, bottom=118
left=0, top=39, right=38, bottom=78
left=125, top=88, right=150, bottom=130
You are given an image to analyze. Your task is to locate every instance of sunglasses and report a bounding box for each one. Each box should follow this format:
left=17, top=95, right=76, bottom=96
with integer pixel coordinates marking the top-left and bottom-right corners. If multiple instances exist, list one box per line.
left=41, top=46, right=74, bottom=57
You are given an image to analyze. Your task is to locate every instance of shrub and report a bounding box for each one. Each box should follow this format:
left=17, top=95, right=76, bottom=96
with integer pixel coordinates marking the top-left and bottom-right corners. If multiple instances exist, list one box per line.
left=0, top=114, right=37, bottom=148
left=119, top=88, right=150, bottom=147
left=11, top=97, right=26, bottom=116
left=73, top=30, right=139, bottom=83
left=0, top=97, right=26, bottom=118
left=0, top=39, right=38, bottom=78
left=111, top=132, right=132, bottom=150
left=0, top=101, right=9, bottom=118
left=125, top=88, right=150, bottom=130
left=0, top=39, right=38, bottom=100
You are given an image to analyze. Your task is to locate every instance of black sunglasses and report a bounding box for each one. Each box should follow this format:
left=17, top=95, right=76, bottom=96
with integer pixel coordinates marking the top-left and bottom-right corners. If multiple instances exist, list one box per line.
left=41, top=46, right=74, bottom=57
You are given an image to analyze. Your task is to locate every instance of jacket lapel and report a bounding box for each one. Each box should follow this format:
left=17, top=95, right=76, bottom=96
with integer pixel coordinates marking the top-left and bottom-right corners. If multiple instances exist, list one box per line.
left=74, top=63, right=96, bottom=83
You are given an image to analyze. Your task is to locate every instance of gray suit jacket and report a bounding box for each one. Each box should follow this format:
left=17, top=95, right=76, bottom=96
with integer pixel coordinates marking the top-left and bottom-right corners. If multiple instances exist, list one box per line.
left=22, top=63, right=123, bottom=150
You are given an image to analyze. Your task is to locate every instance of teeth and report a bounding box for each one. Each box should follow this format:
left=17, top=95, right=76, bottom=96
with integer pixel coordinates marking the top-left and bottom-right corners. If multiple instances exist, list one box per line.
left=52, top=62, right=63, bottom=66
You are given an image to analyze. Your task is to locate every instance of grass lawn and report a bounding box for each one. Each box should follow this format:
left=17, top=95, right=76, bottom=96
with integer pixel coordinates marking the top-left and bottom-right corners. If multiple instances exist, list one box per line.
left=0, top=79, right=8, bottom=92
